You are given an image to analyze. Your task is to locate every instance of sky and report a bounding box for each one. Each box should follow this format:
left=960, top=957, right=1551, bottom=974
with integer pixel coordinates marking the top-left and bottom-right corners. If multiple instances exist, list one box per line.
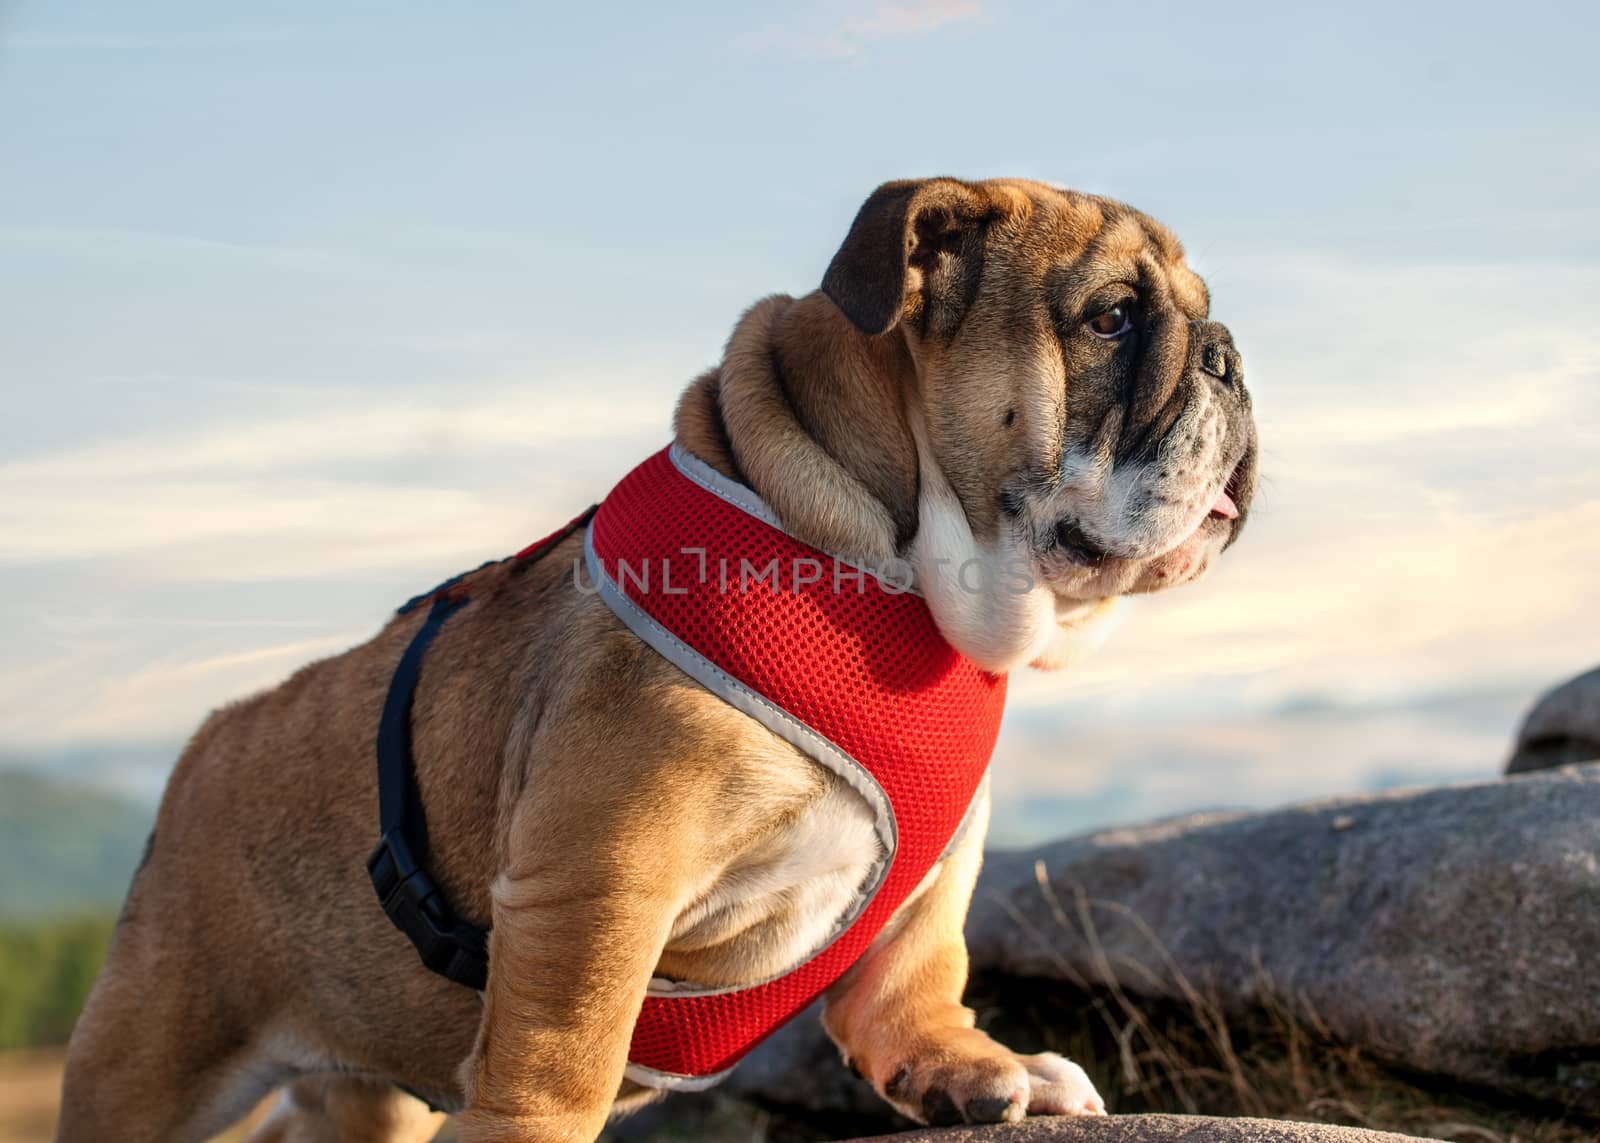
left=1, top=0, right=1597, bottom=838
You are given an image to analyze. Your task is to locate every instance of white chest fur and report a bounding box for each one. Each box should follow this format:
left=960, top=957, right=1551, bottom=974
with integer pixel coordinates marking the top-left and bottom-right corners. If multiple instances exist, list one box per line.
left=650, top=778, right=883, bottom=994
left=650, top=773, right=989, bottom=997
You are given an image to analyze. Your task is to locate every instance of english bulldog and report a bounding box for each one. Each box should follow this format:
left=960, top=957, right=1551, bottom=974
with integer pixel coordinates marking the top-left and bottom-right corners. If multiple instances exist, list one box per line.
left=58, top=177, right=1258, bottom=1143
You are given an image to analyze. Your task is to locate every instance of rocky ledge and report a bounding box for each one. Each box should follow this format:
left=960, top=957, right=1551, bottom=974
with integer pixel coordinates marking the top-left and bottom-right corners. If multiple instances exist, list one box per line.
left=840, top=1115, right=1434, bottom=1142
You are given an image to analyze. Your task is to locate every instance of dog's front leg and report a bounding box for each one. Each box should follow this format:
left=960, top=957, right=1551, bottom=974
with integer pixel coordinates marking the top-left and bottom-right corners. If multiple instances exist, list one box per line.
left=453, top=792, right=684, bottom=1143
left=821, top=792, right=1105, bottom=1126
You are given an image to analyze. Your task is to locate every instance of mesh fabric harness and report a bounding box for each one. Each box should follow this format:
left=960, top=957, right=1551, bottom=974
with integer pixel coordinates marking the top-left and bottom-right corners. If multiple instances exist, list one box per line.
left=370, top=444, right=1007, bottom=1091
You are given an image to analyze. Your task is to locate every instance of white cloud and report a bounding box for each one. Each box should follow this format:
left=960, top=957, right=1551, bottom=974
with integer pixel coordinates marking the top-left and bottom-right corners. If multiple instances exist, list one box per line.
left=2, top=242, right=1595, bottom=823
left=1003, top=247, right=1600, bottom=787
left=1010, top=497, right=1600, bottom=713
left=986, top=686, right=1529, bottom=844
left=745, top=0, right=986, bottom=59
left=854, top=0, right=986, bottom=38
left=1, top=634, right=366, bottom=745
left=0, top=386, right=672, bottom=574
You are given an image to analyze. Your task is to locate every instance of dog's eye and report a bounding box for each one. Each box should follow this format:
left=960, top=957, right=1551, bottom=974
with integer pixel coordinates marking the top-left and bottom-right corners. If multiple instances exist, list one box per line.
left=1087, top=304, right=1131, bottom=339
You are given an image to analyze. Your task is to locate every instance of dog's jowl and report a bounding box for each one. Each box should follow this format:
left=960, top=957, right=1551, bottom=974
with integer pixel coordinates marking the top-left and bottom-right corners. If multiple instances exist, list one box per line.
left=57, top=178, right=1258, bottom=1143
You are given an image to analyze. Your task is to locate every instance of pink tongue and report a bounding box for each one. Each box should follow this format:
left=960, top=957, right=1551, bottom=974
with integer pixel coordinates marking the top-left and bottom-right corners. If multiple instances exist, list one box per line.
left=1209, top=490, right=1239, bottom=520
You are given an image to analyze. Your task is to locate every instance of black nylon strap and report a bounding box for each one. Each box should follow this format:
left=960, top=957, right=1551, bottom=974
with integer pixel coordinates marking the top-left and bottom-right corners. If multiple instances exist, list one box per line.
left=366, top=508, right=596, bottom=994
left=367, top=594, right=490, bottom=991
left=375, top=595, right=464, bottom=847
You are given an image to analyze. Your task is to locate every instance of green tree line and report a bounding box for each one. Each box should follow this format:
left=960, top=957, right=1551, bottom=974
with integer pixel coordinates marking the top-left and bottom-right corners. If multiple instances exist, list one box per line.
left=0, top=913, right=116, bottom=1051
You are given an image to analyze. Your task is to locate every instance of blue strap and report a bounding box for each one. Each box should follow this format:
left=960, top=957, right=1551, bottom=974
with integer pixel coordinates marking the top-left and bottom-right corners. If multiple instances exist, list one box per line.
left=367, top=594, right=490, bottom=990
left=366, top=508, right=596, bottom=993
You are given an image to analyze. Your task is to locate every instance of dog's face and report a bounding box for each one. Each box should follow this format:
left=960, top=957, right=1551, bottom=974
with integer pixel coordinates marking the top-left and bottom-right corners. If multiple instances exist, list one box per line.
left=823, top=177, right=1258, bottom=603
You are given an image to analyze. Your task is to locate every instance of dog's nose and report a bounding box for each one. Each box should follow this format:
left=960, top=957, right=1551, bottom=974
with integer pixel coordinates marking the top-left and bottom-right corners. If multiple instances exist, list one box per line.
left=1190, top=321, right=1243, bottom=390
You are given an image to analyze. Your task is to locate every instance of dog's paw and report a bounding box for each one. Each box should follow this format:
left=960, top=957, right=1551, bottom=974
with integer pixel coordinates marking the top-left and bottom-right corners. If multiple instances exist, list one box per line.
left=871, top=1030, right=1104, bottom=1125
left=878, top=1034, right=1029, bottom=1126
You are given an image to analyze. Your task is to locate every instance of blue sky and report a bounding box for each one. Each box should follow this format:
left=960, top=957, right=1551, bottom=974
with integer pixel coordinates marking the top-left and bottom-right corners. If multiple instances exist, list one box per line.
left=2, top=1, right=1597, bottom=835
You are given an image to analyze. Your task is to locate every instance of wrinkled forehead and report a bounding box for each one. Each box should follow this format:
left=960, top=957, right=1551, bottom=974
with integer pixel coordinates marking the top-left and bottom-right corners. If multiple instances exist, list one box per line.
left=988, top=180, right=1211, bottom=318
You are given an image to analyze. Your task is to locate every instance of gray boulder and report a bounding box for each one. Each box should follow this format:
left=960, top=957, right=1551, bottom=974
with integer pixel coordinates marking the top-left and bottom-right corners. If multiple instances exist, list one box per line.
left=1507, top=665, right=1600, bottom=774
left=841, top=1115, right=1435, bottom=1143
left=967, top=764, right=1600, bottom=1112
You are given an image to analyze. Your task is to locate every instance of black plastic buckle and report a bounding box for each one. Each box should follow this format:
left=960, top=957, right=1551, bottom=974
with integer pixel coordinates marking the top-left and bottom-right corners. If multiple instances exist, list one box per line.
left=367, top=830, right=489, bottom=991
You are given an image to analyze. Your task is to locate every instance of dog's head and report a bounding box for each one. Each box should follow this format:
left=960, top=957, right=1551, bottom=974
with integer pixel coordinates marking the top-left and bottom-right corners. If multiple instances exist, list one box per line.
left=824, top=177, right=1258, bottom=597
left=823, top=177, right=1259, bottom=667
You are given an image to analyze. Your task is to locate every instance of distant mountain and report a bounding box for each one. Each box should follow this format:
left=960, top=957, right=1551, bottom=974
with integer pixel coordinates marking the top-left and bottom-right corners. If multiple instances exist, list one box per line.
left=0, top=768, right=155, bottom=919
left=16, top=740, right=181, bottom=804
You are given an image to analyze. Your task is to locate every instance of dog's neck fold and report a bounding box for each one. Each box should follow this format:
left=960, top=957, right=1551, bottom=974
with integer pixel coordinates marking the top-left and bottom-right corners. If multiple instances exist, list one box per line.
left=674, top=294, right=916, bottom=572
left=673, top=292, right=1118, bottom=674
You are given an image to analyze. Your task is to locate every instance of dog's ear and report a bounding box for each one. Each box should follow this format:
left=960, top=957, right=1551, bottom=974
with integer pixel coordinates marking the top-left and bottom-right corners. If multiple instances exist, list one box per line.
left=822, top=178, right=991, bottom=337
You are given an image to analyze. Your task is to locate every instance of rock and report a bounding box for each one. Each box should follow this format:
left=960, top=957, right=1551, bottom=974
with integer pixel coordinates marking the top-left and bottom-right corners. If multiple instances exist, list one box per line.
left=1507, top=665, right=1600, bottom=774
left=967, top=764, right=1600, bottom=1113
left=839, top=1115, right=1435, bottom=1142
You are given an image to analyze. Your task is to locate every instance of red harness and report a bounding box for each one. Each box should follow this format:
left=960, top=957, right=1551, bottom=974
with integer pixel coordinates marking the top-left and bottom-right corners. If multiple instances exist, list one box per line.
left=370, top=445, right=1006, bottom=1092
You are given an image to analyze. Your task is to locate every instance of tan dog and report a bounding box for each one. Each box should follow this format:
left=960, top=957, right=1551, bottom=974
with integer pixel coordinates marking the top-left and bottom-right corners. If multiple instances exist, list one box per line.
left=58, top=177, right=1258, bottom=1143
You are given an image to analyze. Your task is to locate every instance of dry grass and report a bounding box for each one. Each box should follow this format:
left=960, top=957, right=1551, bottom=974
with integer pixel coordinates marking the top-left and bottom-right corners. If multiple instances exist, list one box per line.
left=973, top=974, right=1593, bottom=1143
left=966, top=863, right=1596, bottom=1143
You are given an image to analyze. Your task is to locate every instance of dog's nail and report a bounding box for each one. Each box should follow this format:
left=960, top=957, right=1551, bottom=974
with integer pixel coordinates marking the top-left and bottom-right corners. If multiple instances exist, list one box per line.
left=964, top=1095, right=1021, bottom=1123
left=921, top=1088, right=962, bottom=1126
left=884, top=1066, right=912, bottom=1101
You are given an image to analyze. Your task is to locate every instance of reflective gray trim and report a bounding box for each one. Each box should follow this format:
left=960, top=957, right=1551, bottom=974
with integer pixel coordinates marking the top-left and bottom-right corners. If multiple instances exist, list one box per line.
left=668, top=443, right=920, bottom=598
left=942, top=770, right=991, bottom=860
left=585, top=527, right=896, bottom=1000
left=624, top=1061, right=735, bottom=1092
left=669, top=442, right=784, bottom=531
